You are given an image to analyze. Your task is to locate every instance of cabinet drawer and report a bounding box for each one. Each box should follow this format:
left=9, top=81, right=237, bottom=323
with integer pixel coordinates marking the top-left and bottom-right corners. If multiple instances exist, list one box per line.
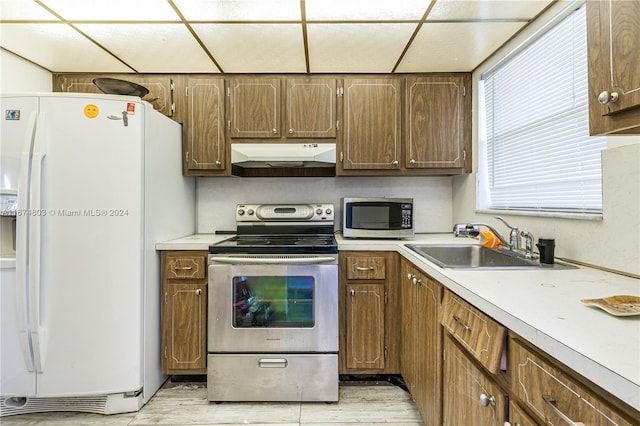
left=165, top=253, right=206, bottom=280
left=510, top=338, right=636, bottom=426
left=346, top=256, right=386, bottom=280
left=440, top=290, right=506, bottom=374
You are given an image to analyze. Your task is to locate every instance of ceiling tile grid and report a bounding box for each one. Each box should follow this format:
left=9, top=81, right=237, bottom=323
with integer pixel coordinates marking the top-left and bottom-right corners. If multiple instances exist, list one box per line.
left=0, top=0, right=554, bottom=74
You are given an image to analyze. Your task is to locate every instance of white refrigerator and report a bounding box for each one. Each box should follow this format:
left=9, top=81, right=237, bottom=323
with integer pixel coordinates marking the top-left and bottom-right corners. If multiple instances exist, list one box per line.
left=0, top=93, right=195, bottom=416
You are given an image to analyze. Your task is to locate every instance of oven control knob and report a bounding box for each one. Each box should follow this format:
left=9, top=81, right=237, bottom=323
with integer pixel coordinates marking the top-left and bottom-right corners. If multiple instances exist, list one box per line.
left=247, top=209, right=255, bottom=216
left=316, top=208, right=323, bottom=215
left=326, top=208, right=332, bottom=215
left=237, top=209, right=245, bottom=216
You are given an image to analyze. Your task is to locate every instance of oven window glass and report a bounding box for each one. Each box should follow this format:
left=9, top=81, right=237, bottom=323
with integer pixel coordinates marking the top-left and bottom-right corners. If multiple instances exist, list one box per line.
left=232, top=276, right=314, bottom=328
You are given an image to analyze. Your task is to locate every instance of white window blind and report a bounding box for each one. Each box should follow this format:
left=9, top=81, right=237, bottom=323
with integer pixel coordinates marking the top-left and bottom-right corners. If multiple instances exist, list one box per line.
left=479, top=4, right=606, bottom=215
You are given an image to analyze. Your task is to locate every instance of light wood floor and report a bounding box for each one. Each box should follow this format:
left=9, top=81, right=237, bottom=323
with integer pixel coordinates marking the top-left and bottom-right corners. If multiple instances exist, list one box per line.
left=1, top=381, right=424, bottom=425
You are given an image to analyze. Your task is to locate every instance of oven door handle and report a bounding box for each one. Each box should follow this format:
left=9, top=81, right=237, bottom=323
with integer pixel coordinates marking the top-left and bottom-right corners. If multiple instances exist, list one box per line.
left=210, top=256, right=337, bottom=265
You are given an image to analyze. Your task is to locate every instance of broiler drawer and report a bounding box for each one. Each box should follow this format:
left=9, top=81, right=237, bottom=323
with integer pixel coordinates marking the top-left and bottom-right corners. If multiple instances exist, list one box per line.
left=440, top=290, right=506, bottom=374
left=510, top=338, right=636, bottom=426
left=207, top=354, right=338, bottom=402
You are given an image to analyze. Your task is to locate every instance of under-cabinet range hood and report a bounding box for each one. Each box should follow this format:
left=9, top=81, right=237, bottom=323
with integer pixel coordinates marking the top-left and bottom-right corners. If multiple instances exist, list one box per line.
left=231, top=143, right=336, bottom=177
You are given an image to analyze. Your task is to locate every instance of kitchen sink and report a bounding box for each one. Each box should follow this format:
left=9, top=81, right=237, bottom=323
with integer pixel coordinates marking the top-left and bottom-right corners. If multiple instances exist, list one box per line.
left=405, top=244, right=577, bottom=270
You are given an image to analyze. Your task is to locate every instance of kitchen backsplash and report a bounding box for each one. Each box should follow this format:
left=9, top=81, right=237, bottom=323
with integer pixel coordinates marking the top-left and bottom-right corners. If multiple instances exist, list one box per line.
left=196, top=176, right=453, bottom=234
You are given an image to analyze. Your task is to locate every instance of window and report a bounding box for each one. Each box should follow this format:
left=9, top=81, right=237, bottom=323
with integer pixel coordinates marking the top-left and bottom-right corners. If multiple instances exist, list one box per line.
left=478, top=4, right=606, bottom=216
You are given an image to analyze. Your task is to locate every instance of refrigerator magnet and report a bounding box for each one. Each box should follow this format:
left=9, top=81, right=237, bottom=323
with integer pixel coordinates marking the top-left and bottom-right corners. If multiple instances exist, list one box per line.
left=83, top=104, right=99, bottom=118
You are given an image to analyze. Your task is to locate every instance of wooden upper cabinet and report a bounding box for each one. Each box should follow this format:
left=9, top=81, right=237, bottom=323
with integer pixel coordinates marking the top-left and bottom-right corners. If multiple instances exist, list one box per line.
left=185, top=78, right=226, bottom=174
left=587, top=0, right=640, bottom=134
left=341, top=78, right=402, bottom=171
left=286, top=78, right=337, bottom=138
left=405, top=75, right=470, bottom=170
left=55, top=74, right=175, bottom=117
left=228, top=78, right=281, bottom=138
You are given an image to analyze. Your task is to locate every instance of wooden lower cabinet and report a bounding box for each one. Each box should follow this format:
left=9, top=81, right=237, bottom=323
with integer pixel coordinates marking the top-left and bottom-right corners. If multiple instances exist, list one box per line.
left=401, top=259, right=442, bottom=426
left=339, top=251, right=400, bottom=374
left=506, top=400, right=539, bottom=426
left=161, top=251, right=208, bottom=375
left=443, top=335, right=508, bottom=426
left=509, top=334, right=638, bottom=426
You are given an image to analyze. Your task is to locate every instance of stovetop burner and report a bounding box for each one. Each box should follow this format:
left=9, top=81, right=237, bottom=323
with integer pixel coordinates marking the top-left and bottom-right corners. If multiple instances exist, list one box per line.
left=209, top=203, right=338, bottom=255
left=210, top=235, right=338, bottom=254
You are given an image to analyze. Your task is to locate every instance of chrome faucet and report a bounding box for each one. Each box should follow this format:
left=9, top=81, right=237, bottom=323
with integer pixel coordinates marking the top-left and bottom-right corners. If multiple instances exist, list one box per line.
left=452, top=221, right=510, bottom=248
left=495, top=216, right=520, bottom=252
left=453, top=216, right=535, bottom=257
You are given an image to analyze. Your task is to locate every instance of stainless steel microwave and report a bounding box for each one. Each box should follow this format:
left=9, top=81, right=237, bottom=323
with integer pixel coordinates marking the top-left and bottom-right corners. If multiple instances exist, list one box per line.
left=341, top=197, right=414, bottom=239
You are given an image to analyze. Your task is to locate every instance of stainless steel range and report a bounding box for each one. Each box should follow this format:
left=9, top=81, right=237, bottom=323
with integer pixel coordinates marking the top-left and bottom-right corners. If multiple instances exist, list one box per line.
left=207, top=204, right=338, bottom=402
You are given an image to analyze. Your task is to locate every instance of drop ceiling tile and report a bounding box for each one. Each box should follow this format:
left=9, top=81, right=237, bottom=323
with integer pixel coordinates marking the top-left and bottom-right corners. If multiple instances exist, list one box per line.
left=172, top=0, right=301, bottom=21
left=305, top=0, right=430, bottom=21
left=307, top=23, right=416, bottom=73
left=192, top=24, right=306, bottom=73
left=74, top=24, right=219, bottom=73
left=37, top=0, right=179, bottom=21
left=0, top=23, right=132, bottom=72
left=427, top=0, right=553, bottom=21
left=0, top=0, right=59, bottom=20
left=396, top=22, right=526, bottom=72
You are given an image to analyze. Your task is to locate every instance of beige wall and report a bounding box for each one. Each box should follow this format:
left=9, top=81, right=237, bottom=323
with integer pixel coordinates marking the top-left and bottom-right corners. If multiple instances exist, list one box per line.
left=453, top=3, right=640, bottom=275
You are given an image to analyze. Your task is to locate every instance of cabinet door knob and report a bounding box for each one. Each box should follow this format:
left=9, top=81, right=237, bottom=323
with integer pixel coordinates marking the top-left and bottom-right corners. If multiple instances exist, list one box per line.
left=272, top=128, right=278, bottom=134
left=479, top=393, right=495, bottom=407
left=215, top=160, right=222, bottom=167
left=289, top=128, right=294, bottom=134
left=598, top=91, right=619, bottom=105
left=410, top=159, right=416, bottom=165
left=391, top=160, right=399, bottom=166
left=195, top=289, right=202, bottom=296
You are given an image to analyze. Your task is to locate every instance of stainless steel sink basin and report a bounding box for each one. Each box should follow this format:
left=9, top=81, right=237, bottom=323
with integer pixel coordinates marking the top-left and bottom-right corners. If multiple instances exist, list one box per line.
left=406, top=244, right=577, bottom=270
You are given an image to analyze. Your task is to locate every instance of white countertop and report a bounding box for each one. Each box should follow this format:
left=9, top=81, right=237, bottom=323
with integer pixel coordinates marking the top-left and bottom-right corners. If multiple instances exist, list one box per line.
left=155, top=233, right=232, bottom=250
left=157, top=232, right=640, bottom=412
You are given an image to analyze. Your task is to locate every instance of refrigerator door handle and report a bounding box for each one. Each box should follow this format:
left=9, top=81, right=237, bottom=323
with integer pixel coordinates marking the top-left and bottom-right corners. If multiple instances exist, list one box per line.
left=16, top=112, right=37, bottom=372
left=28, top=112, right=48, bottom=373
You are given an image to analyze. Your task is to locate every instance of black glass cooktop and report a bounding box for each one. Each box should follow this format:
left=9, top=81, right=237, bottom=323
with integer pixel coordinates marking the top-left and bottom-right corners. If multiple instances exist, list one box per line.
left=209, top=235, right=338, bottom=254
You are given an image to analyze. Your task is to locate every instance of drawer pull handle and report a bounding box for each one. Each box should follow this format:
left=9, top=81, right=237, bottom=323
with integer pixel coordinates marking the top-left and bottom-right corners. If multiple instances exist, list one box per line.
left=355, top=266, right=375, bottom=271
left=453, top=315, right=472, bottom=332
left=173, top=266, right=193, bottom=270
left=259, top=358, right=288, bottom=368
left=543, top=395, right=583, bottom=426
left=479, top=392, right=495, bottom=407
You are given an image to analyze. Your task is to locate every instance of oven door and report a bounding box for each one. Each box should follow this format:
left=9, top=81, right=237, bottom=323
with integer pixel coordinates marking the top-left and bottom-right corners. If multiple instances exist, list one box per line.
left=208, top=256, right=338, bottom=353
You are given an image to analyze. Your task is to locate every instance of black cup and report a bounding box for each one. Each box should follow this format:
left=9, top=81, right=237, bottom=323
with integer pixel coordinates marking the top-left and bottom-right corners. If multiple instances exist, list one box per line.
left=536, top=237, right=555, bottom=265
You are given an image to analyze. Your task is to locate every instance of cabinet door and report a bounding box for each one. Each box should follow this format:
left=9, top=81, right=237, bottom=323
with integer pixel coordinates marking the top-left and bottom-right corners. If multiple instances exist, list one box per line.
left=401, top=260, right=442, bottom=426
left=405, top=75, right=469, bottom=169
left=345, top=283, right=385, bottom=370
left=400, top=261, right=418, bottom=392
left=185, top=78, right=226, bottom=173
left=443, top=336, right=507, bottom=426
left=342, top=78, right=401, bottom=170
left=57, top=75, right=175, bottom=117
left=286, top=78, right=337, bottom=138
left=507, top=401, right=538, bottom=426
left=163, top=283, right=207, bottom=373
left=587, top=0, right=640, bottom=134
left=229, top=78, right=281, bottom=138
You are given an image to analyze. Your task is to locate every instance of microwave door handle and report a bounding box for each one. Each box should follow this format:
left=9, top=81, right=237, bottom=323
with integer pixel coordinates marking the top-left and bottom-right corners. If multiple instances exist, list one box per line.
left=209, top=256, right=336, bottom=265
